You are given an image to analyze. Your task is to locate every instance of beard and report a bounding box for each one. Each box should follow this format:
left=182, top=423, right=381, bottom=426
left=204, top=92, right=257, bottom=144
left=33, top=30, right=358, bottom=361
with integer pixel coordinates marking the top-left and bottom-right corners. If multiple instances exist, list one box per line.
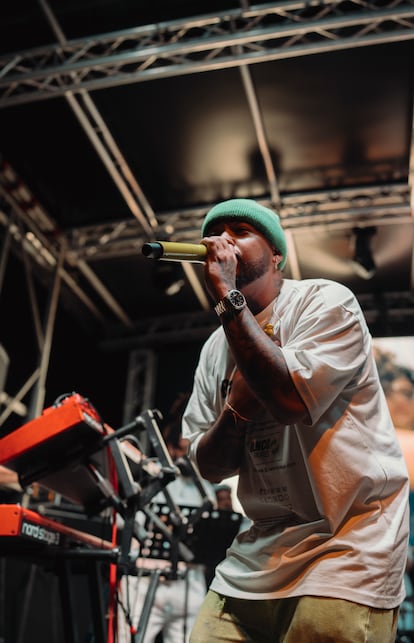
left=236, top=255, right=269, bottom=289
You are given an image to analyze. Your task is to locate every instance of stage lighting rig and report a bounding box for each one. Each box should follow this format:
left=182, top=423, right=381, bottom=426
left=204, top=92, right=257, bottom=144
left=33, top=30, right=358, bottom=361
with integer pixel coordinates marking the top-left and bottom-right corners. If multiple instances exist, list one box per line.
left=351, top=226, right=377, bottom=280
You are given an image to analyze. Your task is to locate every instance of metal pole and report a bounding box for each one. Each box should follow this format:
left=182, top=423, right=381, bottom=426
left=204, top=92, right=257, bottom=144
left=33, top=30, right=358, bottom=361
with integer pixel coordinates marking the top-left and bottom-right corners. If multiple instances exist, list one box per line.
left=28, top=243, right=64, bottom=419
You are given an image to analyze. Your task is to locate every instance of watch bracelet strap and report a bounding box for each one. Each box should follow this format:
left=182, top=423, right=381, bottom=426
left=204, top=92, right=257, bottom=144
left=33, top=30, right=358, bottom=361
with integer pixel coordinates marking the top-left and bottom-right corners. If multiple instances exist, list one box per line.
left=214, top=299, right=228, bottom=316
left=214, top=299, right=245, bottom=318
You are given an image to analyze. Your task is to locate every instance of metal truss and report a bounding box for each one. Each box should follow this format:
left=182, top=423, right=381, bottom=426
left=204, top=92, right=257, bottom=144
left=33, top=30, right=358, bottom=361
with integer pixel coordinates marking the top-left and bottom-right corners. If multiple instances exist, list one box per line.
left=68, top=182, right=413, bottom=261
left=1, top=0, right=414, bottom=108
left=1, top=1, right=413, bottom=335
left=3, top=151, right=410, bottom=269
left=100, top=290, right=414, bottom=351
left=1, top=1, right=413, bottom=427
left=0, top=160, right=131, bottom=326
left=123, top=349, right=158, bottom=425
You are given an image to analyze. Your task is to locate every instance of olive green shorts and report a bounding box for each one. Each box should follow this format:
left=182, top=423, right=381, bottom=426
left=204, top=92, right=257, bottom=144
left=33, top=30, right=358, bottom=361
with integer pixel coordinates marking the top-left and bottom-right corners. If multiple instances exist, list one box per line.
left=189, top=590, right=399, bottom=642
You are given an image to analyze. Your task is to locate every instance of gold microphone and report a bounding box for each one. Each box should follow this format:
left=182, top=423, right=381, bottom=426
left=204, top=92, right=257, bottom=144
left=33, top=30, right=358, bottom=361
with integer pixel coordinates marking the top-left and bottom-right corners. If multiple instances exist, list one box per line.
left=142, top=241, right=207, bottom=263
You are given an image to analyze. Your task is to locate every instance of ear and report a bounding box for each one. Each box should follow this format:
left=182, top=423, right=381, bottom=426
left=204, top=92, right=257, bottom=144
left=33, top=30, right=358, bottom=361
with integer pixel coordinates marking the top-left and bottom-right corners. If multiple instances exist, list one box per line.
left=272, top=248, right=283, bottom=269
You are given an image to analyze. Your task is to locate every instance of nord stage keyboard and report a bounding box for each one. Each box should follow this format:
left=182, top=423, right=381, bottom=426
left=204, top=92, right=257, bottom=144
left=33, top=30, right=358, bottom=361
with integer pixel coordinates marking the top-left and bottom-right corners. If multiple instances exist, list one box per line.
left=0, top=394, right=111, bottom=512
left=0, top=503, right=116, bottom=557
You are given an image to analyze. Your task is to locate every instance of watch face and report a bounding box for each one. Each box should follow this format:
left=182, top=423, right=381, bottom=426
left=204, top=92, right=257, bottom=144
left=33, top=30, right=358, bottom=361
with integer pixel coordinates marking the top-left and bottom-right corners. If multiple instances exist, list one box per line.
left=228, top=289, right=246, bottom=310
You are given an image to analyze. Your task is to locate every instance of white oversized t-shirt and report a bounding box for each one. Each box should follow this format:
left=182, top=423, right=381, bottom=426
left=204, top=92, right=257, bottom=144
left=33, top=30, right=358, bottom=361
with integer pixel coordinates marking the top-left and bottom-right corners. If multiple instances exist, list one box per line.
left=182, top=278, right=409, bottom=608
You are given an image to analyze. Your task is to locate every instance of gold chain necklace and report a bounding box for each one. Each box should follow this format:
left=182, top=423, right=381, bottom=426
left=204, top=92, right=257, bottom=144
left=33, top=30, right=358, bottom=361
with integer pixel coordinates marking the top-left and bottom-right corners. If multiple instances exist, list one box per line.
left=257, top=297, right=279, bottom=337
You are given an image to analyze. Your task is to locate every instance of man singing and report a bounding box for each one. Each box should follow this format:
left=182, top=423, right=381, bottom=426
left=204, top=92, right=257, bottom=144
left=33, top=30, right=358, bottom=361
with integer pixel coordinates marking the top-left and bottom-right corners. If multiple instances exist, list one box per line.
left=182, top=198, right=409, bottom=642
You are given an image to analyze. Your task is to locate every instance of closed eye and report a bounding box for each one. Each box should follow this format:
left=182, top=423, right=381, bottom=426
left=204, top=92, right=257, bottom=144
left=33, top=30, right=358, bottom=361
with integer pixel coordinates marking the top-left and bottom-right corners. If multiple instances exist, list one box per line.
left=233, top=224, right=251, bottom=235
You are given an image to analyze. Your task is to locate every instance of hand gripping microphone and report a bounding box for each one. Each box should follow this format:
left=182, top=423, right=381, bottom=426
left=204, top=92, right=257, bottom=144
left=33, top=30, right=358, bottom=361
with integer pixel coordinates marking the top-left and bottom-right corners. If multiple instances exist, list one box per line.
left=142, top=241, right=207, bottom=263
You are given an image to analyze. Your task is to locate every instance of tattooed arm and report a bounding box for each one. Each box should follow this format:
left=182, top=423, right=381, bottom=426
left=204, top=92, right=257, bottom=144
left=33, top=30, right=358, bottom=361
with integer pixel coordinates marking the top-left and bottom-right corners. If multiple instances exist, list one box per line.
left=201, top=230, right=309, bottom=425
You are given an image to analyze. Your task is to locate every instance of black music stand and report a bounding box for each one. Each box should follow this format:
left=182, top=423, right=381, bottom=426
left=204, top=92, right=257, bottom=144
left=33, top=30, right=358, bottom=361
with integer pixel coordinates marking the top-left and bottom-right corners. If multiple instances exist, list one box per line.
left=119, top=453, right=243, bottom=643
left=102, top=408, right=178, bottom=568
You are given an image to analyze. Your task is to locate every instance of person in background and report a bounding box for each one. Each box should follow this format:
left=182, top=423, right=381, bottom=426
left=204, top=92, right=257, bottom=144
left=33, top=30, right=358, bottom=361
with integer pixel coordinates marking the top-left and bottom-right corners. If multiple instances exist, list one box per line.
left=182, top=198, right=409, bottom=642
left=117, top=393, right=216, bottom=643
left=374, top=347, right=414, bottom=430
left=374, top=347, right=414, bottom=641
left=214, top=483, right=233, bottom=511
left=374, top=348, right=414, bottom=486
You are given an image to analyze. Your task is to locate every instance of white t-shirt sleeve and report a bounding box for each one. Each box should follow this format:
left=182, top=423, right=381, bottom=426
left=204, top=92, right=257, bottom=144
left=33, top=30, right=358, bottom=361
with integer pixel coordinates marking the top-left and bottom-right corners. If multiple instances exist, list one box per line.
left=182, top=328, right=226, bottom=443
left=282, top=281, right=369, bottom=424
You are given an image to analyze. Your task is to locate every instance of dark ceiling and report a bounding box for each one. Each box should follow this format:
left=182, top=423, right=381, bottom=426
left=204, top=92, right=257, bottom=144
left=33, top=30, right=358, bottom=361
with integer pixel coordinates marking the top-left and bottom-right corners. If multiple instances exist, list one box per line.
left=0, top=0, right=413, bottom=430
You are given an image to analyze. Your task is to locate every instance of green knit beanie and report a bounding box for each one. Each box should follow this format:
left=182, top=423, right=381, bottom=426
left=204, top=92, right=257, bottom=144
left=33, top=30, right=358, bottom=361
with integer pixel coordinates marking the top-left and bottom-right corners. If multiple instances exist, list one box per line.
left=201, top=198, right=287, bottom=270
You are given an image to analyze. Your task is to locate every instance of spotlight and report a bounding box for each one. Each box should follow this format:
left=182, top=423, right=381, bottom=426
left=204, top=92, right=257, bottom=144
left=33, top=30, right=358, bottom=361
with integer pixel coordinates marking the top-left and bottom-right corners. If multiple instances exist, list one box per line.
left=153, top=262, right=185, bottom=296
left=351, top=227, right=377, bottom=280
left=165, top=278, right=185, bottom=296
